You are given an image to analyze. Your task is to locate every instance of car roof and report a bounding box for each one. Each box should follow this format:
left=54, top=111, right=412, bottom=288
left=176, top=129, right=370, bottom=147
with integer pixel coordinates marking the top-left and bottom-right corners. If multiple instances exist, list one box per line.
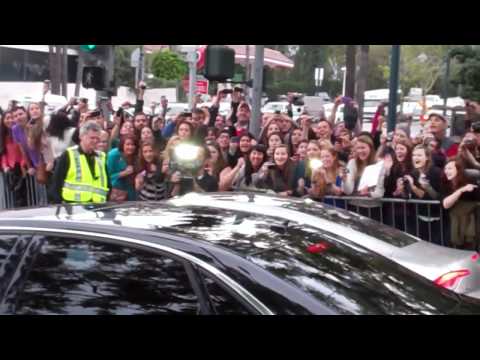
left=0, top=192, right=419, bottom=256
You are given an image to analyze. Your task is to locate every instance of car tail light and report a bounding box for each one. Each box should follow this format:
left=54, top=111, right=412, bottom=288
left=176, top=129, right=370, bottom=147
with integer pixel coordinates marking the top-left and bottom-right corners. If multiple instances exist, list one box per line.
left=307, top=242, right=330, bottom=254
left=471, top=253, right=480, bottom=262
left=434, top=270, right=471, bottom=289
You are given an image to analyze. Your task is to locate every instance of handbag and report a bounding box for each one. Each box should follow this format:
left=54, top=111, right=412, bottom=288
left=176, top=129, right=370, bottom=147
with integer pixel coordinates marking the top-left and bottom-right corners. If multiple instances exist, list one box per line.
left=109, top=188, right=128, bottom=202
left=35, top=162, right=48, bottom=185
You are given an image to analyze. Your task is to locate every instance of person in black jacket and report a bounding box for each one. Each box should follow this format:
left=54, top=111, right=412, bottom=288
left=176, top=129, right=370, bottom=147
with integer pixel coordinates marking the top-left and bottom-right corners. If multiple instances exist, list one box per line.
left=167, top=142, right=218, bottom=196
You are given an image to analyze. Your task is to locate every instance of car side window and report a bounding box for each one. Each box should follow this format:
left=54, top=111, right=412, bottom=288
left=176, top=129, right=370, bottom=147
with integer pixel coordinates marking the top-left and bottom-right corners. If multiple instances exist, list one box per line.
left=11, top=235, right=201, bottom=315
left=0, top=234, right=34, bottom=312
left=200, top=270, right=252, bottom=315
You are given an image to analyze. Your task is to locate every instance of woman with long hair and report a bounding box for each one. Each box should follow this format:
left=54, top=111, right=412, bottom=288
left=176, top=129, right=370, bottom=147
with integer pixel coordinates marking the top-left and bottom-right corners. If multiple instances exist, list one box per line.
left=400, top=144, right=444, bottom=242
left=0, top=111, right=27, bottom=207
left=294, top=140, right=326, bottom=191
left=12, top=103, right=54, bottom=184
left=255, top=145, right=298, bottom=196
left=205, top=141, right=228, bottom=185
left=231, top=145, right=267, bottom=191
left=107, top=134, right=138, bottom=201
left=308, top=146, right=346, bottom=202
left=259, top=120, right=281, bottom=146
left=286, top=127, right=304, bottom=159
left=134, top=141, right=167, bottom=201
left=45, top=111, right=76, bottom=160
left=442, top=159, right=480, bottom=248
left=175, top=120, right=194, bottom=141
left=111, top=119, right=136, bottom=149
left=343, top=134, right=385, bottom=197
left=266, top=132, right=284, bottom=161
left=342, top=134, right=386, bottom=220
left=383, top=139, right=414, bottom=199
left=227, top=133, right=253, bottom=168
left=220, top=144, right=267, bottom=192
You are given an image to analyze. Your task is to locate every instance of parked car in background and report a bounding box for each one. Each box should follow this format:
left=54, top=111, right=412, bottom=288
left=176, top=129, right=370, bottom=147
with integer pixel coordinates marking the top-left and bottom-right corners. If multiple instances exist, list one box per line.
left=17, top=94, right=68, bottom=117
left=314, top=92, right=331, bottom=103
left=402, top=101, right=423, bottom=120
left=164, top=103, right=190, bottom=121
left=262, top=101, right=304, bottom=121
left=199, top=101, right=232, bottom=117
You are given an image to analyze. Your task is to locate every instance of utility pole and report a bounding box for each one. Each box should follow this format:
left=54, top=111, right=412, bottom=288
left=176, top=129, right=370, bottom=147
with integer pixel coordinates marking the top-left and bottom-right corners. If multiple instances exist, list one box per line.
left=136, top=45, right=145, bottom=85
left=61, top=45, right=68, bottom=98
left=356, top=45, right=370, bottom=125
left=250, top=45, right=264, bottom=138
left=75, top=49, right=83, bottom=97
left=442, top=52, right=451, bottom=117
left=345, top=45, right=357, bottom=99
left=387, top=45, right=401, bottom=134
left=186, top=47, right=197, bottom=110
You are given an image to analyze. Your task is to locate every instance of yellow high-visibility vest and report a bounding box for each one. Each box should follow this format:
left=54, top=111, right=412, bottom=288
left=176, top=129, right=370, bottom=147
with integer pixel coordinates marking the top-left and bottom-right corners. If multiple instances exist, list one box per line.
left=62, top=146, right=109, bottom=203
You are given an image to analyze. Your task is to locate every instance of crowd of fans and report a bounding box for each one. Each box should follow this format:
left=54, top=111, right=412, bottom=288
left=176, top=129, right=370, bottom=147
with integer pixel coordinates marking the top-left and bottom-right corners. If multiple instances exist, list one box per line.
left=2, top=82, right=480, bottom=249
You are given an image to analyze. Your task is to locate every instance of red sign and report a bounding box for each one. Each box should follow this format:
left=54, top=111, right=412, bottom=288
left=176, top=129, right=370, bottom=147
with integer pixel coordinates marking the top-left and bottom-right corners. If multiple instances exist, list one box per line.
left=183, top=79, right=209, bottom=94
left=196, top=46, right=206, bottom=70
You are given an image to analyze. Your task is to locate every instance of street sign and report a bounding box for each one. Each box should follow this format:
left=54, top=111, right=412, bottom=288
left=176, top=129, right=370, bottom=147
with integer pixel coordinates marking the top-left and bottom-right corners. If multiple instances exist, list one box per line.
left=131, top=48, right=140, bottom=68
left=314, top=67, right=324, bottom=87
left=183, top=77, right=209, bottom=94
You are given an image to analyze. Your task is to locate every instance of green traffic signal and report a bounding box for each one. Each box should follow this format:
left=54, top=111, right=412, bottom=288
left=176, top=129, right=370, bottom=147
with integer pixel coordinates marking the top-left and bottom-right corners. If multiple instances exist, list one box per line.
left=80, top=45, right=97, bottom=52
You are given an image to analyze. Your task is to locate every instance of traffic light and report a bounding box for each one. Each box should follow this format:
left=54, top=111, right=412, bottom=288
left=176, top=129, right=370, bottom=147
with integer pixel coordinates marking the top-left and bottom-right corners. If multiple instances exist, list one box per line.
left=204, top=45, right=235, bottom=82
left=80, top=45, right=97, bottom=52
left=79, top=45, right=114, bottom=92
left=82, top=66, right=106, bottom=90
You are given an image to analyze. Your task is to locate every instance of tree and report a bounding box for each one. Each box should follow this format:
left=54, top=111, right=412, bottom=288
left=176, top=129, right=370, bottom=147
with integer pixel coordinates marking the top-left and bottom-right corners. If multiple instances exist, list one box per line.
left=114, top=45, right=137, bottom=87
left=450, top=46, right=480, bottom=101
left=367, top=45, right=390, bottom=90
left=381, top=45, right=459, bottom=95
left=150, top=50, right=188, bottom=81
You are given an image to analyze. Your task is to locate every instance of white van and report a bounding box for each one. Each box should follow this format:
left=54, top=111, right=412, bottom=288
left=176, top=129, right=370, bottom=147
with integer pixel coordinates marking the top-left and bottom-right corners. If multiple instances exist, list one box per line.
left=363, top=89, right=402, bottom=122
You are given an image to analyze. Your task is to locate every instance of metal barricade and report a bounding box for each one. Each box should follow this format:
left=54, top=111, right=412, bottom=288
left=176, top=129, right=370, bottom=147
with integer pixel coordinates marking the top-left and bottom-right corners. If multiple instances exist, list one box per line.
left=323, top=196, right=448, bottom=247
left=0, top=172, right=48, bottom=210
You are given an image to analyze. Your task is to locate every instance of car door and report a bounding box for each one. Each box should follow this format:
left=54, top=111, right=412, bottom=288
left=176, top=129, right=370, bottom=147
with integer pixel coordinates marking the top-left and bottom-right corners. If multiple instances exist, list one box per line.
left=0, top=232, right=256, bottom=315
left=0, top=233, right=210, bottom=315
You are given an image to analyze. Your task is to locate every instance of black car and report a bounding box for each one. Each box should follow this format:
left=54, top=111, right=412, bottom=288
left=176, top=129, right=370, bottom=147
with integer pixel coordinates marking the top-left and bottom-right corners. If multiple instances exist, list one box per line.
left=1, top=192, right=480, bottom=315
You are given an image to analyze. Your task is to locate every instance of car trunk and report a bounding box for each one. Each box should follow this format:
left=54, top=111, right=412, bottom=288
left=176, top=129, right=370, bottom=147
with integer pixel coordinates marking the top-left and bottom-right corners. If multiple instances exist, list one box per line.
left=391, top=241, right=480, bottom=295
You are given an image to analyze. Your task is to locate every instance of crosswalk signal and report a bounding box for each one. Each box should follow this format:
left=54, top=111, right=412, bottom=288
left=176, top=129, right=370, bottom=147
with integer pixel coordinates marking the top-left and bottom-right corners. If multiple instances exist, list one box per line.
left=82, top=66, right=106, bottom=90
left=79, top=45, right=114, bottom=92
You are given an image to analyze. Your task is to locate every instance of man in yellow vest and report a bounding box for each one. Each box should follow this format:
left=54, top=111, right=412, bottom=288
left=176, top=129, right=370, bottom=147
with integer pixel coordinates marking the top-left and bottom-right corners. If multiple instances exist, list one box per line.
left=51, top=120, right=109, bottom=204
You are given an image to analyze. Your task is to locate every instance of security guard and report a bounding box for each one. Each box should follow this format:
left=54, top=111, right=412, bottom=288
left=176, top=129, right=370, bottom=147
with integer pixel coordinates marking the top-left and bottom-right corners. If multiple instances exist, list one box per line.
left=51, top=120, right=109, bottom=204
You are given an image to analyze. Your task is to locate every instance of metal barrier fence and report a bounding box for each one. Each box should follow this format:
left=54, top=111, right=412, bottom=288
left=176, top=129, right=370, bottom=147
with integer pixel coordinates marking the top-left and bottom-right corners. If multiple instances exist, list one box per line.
left=322, top=196, right=449, bottom=247
left=0, top=173, right=467, bottom=249
left=0, top=172, right=48, bottom=209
